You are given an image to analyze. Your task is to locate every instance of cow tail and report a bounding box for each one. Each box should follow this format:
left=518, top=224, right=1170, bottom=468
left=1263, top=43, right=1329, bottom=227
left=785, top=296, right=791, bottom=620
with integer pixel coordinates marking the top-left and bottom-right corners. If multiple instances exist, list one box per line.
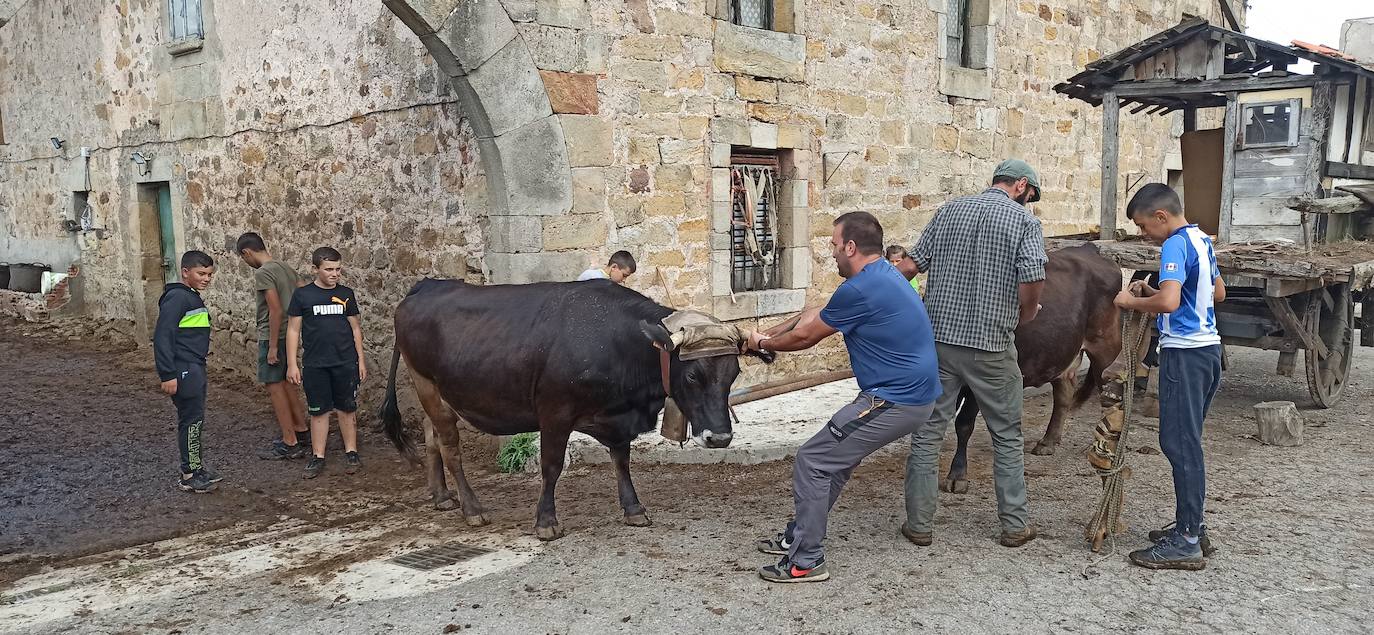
left=1073, top=351, right=1107, bottom=410
left=380, top=343, right=419, bottom=463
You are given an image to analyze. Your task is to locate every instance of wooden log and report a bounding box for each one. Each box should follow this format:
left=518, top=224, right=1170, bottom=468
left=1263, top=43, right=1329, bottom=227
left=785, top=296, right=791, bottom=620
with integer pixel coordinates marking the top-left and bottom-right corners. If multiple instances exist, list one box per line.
left=1254, top=400, right=1303, bottom=446
left=1101, top=90, right=1120, bottom=240
left=1220, top=93, right=1239, bottom=243
left=1284, top=195, right=1367, bottom=215
left=1277, top=351, right=1297, bottom=376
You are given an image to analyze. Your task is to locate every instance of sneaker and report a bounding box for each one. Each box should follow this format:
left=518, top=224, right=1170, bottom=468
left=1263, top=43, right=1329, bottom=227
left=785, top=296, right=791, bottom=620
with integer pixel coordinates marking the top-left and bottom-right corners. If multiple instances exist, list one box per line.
left=201, top=466, right=224, bottom=483
left=758, top=556, right=830, bottom=583
left=304, top=456, right=326, bottom=479
left=756, top=532, right=793, bottom=556
left=259, top=440, right=308, bottom=460
left=1148, top=523, right=1216, bottom=557
left=900, top=523, right=933, bottom=547
left=1000, top=526, right=1038, bottom=547
left=345, top=451, right=362, bottom=475
left=178, top=471, right=217, bottom=493
left=1129, top=529, right=1206, bottom=571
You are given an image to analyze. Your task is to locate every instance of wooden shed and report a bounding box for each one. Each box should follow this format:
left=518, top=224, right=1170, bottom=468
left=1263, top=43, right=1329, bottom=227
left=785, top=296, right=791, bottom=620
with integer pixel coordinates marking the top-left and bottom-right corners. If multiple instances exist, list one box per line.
left=1055, top=16, right=1374, bottom=244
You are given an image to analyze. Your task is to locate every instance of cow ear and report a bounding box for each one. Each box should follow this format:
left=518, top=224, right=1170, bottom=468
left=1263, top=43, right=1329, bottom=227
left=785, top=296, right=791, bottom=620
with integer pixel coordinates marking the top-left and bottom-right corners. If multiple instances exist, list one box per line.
left=746, top=349, right=777, bottom=364
left=639, top=320, right=675, bottom=350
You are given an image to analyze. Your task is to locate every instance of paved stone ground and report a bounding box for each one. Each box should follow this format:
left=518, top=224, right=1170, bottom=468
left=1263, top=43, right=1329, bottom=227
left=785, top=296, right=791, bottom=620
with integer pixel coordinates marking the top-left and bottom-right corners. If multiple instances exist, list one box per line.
left=4, top=334, right=1374, bottom=633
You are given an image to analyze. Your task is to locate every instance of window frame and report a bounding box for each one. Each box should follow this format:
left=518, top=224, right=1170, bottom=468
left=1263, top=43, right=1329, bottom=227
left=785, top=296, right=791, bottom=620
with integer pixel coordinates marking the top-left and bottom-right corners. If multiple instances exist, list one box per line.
left=729, top=148, right=784, bottom=294
left=1240, top=98, right=1303, bottom=150
left=730, top=0, right=774, bottom=31
left=167, top=0, right=205, bottom=43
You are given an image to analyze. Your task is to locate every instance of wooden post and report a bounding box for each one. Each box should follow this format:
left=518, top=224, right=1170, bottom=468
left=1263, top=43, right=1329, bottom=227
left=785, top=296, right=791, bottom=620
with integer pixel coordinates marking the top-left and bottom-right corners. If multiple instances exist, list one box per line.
left=1219, top=92, right=1239, bottom=244
left=1305, top=80, right=1337, bottom=247
left=1254, top=401, right=1303, bottom=446
left=1100, top=90, right=1120, bottom=240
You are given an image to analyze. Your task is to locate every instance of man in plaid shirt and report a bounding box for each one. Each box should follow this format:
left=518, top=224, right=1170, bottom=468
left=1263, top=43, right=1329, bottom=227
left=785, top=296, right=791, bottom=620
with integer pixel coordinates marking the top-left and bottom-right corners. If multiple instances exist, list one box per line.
left=902, top=159, right=1048, bottom=548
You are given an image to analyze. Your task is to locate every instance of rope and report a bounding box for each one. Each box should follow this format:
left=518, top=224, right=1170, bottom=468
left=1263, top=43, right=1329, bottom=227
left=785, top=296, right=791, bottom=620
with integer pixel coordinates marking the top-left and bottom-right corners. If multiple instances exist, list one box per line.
left=1082, top=308, right=1153, bottom=577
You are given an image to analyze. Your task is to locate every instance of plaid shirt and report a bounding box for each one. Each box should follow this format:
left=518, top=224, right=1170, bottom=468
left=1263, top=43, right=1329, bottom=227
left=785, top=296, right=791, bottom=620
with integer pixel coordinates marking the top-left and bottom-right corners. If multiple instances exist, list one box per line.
left=911, top=188, right=1047, bottom=352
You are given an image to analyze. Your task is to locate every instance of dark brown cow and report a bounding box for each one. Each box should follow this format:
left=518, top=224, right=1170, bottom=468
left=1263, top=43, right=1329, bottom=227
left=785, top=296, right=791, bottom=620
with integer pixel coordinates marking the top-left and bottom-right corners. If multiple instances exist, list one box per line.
left=942, top=243, right=1122, bottom=493
left=379, top=278, right=771, bottom=540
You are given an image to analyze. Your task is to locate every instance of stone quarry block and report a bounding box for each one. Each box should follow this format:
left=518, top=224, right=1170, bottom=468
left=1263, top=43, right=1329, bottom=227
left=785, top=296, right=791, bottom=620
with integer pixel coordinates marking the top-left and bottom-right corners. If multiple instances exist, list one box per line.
left=655, top=9, right=713, bottom=38
left=437, top=0, right=517, bottom=71
left=781, top=247, right=811, bottom=289
left=540, top=71, right=598, bottom=114
left=713, top=23, right=805, bottom=82
left=570, top=167, right=606, bottom=213
left=490, top=116, right=574, bottom=216
left=658, top=139, right=701, bottom=165
left=710, top=117, right=751, bottom=145
left=712, top=292, right=757, bottom=321
left=1255, top=401, right=1303, bottom=446
left=536, top=0, right=589, bottom=29
left=466, top=38, right=554, bottom=136
left=543, top=213, right=608, bottom=250
left=560, top=114, right=614, bottom=167
left=749, top=120, right=779, bottom=149
left=485, top=251, right=589, bottom=284
left=485, top=216, right=543, bottom=252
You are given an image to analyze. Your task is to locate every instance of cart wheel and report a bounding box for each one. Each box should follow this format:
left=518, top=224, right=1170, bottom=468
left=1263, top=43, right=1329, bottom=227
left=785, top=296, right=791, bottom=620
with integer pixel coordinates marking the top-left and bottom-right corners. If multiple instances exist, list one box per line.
left=1305, top=284, right=1354, bottom=408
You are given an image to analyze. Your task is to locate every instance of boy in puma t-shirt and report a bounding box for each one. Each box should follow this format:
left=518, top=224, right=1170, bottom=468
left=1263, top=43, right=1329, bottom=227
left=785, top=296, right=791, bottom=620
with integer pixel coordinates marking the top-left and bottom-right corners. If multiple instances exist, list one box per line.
left=287, top=246, right=367, bottom=479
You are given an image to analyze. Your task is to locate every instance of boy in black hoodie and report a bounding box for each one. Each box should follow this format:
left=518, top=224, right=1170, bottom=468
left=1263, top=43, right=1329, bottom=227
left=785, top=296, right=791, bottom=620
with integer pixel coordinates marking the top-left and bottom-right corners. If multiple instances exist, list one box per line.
left=154, top=251, right=219, bottom=493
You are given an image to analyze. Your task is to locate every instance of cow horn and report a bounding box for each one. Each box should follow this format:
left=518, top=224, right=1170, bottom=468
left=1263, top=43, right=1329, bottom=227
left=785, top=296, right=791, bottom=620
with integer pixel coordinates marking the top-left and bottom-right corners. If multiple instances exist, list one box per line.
left=669, top=330, right=686, bottom=348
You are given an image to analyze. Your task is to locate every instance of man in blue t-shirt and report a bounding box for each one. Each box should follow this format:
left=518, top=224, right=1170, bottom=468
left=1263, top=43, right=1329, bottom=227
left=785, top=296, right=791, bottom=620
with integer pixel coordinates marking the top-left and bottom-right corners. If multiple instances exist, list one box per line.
left=1114, top=183, right=1226, bottom=571
left=743, top=211, right=940, bottom=583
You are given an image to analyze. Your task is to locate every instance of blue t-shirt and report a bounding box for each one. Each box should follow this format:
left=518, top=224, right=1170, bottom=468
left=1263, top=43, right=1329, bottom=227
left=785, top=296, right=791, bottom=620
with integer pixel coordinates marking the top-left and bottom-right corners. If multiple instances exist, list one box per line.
left=820, top=259, right=941, bottom=406
left=1157, top=224, right=1220, bottom=349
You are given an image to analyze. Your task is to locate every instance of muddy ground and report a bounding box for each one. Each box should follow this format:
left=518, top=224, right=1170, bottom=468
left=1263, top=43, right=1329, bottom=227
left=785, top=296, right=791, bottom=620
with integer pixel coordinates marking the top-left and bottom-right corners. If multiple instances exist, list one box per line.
left=3, top=320, right=1374, bottom=633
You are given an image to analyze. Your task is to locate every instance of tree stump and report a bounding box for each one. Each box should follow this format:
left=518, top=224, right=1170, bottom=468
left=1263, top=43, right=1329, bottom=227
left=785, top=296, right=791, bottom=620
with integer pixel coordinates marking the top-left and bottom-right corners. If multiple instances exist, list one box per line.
left=1254, top=401, right=1303, bottom=446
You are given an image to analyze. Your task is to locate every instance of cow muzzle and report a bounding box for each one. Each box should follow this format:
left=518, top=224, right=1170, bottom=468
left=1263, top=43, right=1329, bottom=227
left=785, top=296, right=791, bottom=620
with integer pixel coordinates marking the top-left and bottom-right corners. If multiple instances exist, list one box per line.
left=693, top=429, right=733, bottom=448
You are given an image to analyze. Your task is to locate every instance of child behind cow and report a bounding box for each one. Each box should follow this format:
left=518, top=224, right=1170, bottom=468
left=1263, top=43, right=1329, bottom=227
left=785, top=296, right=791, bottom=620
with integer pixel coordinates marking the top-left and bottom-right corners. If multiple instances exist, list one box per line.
left=1114, top=183, right=1226, bottom=571
left=577, top=250, right=637, bottom=284
left=286, top=247, right=367, bottom=479
left=884, top=245, right=920, bottom=294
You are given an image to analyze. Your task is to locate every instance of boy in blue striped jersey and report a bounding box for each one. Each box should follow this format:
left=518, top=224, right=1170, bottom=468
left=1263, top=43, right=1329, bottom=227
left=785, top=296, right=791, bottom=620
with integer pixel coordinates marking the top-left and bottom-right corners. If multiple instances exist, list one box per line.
left=1114, top=183, right=1226, bottom=570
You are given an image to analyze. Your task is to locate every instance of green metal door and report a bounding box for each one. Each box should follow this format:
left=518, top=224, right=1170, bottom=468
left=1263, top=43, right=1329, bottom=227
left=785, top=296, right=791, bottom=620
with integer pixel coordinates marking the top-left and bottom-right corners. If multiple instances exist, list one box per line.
left=157, top=184, right=176, bottom=282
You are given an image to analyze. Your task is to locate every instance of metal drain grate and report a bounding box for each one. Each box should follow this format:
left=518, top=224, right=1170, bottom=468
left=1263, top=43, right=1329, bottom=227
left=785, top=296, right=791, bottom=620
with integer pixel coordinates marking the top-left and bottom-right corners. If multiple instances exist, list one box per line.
left=389, top=542, right=495, bottom=571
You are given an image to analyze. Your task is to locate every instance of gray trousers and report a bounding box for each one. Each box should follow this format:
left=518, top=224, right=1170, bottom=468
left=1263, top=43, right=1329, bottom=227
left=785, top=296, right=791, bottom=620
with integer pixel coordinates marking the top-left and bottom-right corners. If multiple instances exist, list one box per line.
left=788, top=393, right=935, bottom=568
left=905, top=342, right=1029, bottom=533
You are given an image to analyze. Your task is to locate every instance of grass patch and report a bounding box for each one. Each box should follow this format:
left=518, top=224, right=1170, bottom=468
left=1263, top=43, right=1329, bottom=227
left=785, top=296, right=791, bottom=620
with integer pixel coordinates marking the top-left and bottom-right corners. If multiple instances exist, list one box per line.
left=498, top=432, right=539, bottom=473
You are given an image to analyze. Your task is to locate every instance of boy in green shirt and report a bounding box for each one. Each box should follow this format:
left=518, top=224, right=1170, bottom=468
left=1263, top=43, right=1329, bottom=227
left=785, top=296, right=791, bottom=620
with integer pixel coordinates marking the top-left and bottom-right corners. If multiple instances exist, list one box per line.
left=237, top=232, right=310, bottom=460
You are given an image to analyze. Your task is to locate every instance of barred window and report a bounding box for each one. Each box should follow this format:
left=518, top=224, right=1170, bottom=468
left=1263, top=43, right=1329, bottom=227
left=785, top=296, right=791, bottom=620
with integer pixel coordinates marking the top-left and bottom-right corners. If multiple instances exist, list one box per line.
left=169, top=0, right=204, bottom=41
left=730, top=150, right=783, bottom=293
left=731, top=0, right=773, bottom=30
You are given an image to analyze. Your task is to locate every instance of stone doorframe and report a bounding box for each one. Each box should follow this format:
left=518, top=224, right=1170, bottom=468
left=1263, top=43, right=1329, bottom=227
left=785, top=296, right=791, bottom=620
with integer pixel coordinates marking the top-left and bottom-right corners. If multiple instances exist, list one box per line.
left=383, top=0, right=576, bottom=284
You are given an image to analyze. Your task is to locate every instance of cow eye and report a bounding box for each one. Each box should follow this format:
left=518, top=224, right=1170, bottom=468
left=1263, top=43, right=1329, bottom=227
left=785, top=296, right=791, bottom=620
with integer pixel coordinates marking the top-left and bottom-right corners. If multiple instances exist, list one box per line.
left=684, top=372, right=701, bottom=385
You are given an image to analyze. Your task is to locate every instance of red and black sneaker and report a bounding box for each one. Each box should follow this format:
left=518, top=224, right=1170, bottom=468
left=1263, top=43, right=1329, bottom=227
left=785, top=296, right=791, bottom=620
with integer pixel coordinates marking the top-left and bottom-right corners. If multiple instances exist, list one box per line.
left=758, top=556, right=829, bottom=583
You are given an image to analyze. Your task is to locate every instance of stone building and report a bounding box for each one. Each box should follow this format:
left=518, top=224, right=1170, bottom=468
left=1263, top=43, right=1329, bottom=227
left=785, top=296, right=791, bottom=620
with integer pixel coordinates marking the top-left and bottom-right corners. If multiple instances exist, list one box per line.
left=0, top=0, right=1242, bottom=397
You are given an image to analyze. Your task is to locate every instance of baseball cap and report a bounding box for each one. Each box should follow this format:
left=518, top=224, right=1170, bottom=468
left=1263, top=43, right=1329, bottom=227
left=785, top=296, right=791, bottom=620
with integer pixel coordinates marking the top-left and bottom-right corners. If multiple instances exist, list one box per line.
left=993, top=159, right=1042, bottom=203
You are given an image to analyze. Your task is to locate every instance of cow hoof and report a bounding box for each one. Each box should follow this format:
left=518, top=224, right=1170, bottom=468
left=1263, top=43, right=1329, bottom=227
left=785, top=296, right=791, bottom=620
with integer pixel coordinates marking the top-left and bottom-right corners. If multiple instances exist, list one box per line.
left=433, top=497, right=459, bottom=511
left=624, top=513, right=652, bottom=527
left=536, top=524, right=565, bottom=541
left=464, top=514, right=490, bottom=527
left=942, top=478, right=969, bottom=494
left=1030, top=443, right=1057, bottom=456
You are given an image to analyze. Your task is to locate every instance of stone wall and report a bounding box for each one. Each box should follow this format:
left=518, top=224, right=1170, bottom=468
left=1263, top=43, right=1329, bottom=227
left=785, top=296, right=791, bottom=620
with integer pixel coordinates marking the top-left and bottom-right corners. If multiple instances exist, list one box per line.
left=3, top=0, right=1246, bottom=399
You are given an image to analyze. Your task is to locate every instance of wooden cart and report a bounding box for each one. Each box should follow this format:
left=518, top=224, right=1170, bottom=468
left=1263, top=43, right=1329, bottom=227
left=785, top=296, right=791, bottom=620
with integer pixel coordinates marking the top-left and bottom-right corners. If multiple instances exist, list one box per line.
left=1051, top=17, right=1374, bottom=406
left=1049, top=238, right=1374, bottom=406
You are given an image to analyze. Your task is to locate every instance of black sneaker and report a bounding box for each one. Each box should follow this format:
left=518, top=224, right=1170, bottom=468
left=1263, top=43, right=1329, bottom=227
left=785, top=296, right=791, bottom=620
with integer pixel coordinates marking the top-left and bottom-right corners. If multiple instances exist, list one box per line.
left=345, top=451, right=362, bottom=474
left=759, top=556, right=829, bottom=583
left=304, top=456, right=326, bottom=479
left=259, top=440, right=308, bottom=460
left=1129, top=529, right=1206, bottom=571
left=179, top=471, right=217, bottom=493
left=200, top=466, right=224, bottom=483
left=1147, top=523, right=1215, bottom=557
left=756, top=532, right=793, bottom=556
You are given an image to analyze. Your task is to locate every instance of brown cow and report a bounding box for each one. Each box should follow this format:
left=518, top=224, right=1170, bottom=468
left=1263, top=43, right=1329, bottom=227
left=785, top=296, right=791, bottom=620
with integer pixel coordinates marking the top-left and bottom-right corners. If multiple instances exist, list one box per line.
left=941, top=243, right=1122, bottom=493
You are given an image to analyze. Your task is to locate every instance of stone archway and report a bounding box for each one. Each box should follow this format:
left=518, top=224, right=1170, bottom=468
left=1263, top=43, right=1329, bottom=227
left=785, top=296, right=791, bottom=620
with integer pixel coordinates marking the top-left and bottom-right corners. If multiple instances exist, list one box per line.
left=383, top=0, right=575, bottom=283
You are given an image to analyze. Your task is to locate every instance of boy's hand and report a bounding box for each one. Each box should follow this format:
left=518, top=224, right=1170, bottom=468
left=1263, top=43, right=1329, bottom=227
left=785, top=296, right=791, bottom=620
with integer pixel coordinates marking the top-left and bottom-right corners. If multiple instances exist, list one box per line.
left=288, top=366, right=302, bottom=385
left=160, top=378, right=178, bottom=395
left=358, top=359, right=368, bottom=383
left=267, top=343, right=280, bottom=366
left=1113, top=290, right=1136, bottom=310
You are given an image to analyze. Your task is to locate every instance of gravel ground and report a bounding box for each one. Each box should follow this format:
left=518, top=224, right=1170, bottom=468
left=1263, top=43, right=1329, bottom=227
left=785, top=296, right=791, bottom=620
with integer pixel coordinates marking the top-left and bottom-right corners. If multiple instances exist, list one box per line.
left=3, top=325, right=1373, bottom=634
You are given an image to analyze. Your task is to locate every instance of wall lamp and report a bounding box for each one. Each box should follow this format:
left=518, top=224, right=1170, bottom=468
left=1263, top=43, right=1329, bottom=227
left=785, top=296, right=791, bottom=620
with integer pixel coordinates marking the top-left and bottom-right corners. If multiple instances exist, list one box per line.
left=49, top=137, right=64, bottom=151
left=130, top=151, right=152, bottom=176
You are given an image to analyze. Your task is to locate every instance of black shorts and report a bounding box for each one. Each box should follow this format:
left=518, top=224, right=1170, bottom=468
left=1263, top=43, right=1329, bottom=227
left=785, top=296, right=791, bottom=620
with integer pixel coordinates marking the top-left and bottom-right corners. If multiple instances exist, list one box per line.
left=302, top=364, right=359, bottom=414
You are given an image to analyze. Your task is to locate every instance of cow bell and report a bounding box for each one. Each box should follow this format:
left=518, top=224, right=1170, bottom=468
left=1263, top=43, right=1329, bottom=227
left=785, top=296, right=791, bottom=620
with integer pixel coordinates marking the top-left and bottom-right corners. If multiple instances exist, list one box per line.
left=661, top=397, right=688, bottom=442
